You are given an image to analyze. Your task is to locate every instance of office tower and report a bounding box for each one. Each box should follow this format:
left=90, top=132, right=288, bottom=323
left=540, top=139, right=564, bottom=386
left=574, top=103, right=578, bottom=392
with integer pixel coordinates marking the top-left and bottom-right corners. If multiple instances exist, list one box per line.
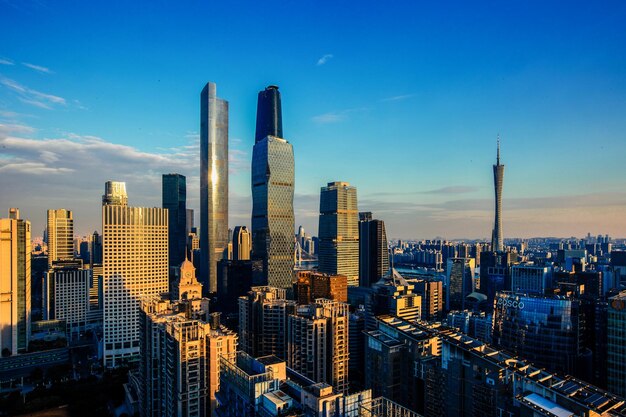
left=446, top=310, right=493, bottom=344
left=217, top=259, right=264, bottom=314
left=480, top=250, right=515, bottom=306
left=492, top=291, right=585, bottom=378
left=319, top=182, right=359, bottom=287
left=238, top=286, right=297, bottom=359
left=511, top=263, right=552, bottom=294
left=200, top=82, right=229, bottom=294
left=359, top=213, right=389, bottom=287
left=491, top=138, right=505, bottom=252
left=411, top=279, right=444, bottom=321
left=186, top=208, right=194, bottom=235
left=102, top=181, right=169, bottom=368
left=46, top=209, right=74, bottom=267
left=607, top=292, right=626, bottom=398
left=232, top=226, right=251, bottom=261
left=446, top=258, right=475, bottom=311
left=43, top=264, right=94, bottom=341
left=0, top=208, right=31, bottom=355
left=251, top=86, right=295, bottom=289
left=163, top=173, right=187, bottom=272
left=287, top=299, right=350, bottom=393
left=294, top=271, right=348, bottom=304
left=349, top=306, right=367, bottom=390
left=91, top=231, right=102, bottom=265
left=138, top=299, right=236, bottom=417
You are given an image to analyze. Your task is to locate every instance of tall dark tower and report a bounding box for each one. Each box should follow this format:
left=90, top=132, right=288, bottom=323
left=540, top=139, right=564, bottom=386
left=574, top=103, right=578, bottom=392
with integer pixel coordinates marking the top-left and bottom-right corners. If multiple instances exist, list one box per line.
left=162, top=173, right=187, bottom=274
left=255, top=85, right=283, bottom=143
left=251, top=85, right=294, bottom=288
left=491, top=137, right=504, bottom=252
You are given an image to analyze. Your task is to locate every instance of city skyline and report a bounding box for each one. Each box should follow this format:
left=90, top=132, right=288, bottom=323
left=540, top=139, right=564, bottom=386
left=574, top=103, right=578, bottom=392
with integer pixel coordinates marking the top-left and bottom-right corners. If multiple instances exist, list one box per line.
left=2, top=2, right=626, bottom=239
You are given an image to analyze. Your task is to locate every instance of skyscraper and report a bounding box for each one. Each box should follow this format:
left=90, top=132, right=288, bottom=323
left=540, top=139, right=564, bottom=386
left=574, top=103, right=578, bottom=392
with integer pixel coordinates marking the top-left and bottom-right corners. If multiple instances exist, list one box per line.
left=251, top=85, right=295, bottom=289
left=319, top=182, right=359, bottom=287
left=446, top=257, right=475, bottom=311
left=607, top=291, right=626, bottom=398
left=200, top=82, right=229, bottom=294
left=46, top=209, right=74, bottom=267
left=102, top=181, right=169, bottom=368
left=359, top=213, right=389, bottom=287
left=232, top=226, right=251, bottom=261
left=162, top=173, right=187, bottom=272
left=491, top=138, right=505, bottom=252
left=0, top=208, right=31, bottom=355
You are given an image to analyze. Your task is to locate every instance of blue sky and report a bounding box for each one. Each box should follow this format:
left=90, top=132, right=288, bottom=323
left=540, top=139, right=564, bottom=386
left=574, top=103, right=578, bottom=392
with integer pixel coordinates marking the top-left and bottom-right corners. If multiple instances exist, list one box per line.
left=1, top=0, right=626, bottom=239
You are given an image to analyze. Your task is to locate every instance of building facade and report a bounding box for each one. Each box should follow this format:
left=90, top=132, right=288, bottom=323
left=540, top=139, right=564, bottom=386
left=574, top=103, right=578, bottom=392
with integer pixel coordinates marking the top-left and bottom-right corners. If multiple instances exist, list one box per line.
left=200, top=82, right=229, bottom=294
left=232, top=226, right=251, bottom=261
left=446, top=258, right=475, bottom=311
left=251, top=86, right=295, bottom=289
left=607, top=291, right=626, bottom=398
left=510, top=263, right=551, bottom=294
left=102, top=181, right=169, bottom=367
left=319, top=182, right=359, bottom=287
left=0, top=208, right=31, bottom=355
left=46, top=208, right=74, bottom=267
left=294, top=271, right=348, bottom=305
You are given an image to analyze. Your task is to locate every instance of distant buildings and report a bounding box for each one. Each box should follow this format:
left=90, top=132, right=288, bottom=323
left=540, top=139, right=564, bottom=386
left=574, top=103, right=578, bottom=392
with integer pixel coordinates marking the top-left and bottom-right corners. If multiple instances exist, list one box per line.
left=251, top=86, right=295, bottom=289
left=162, top=173, right=187, bottom=274
left=0, top=208, right=31, bottom=355
left=46, top=209, right=74, bottom=267
left=446, top=258, right=475, bottom=311
left=232, top=226, right=251, bottom=261
left=318, top=182, right=359, bottom=287
left=294, top=271, right=348, bottom=304
left=200, top=82, right=229, bottom=294
left=359, top=213, right=389, bottom=287
left=102, top=181, right=169, bottom=368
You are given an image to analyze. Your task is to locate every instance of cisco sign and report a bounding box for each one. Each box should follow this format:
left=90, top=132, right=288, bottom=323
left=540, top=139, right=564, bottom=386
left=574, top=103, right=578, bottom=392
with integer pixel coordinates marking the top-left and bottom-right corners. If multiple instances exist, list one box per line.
left=497, top=298, right=525, bottom=310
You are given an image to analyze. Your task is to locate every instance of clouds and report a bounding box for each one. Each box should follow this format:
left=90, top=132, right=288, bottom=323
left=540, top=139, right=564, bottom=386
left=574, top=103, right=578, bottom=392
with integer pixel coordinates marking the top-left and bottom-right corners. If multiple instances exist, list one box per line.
left=0, top=58, right=14, bottom=66
left=311, top=107, right=365, bottom=124
left=0, top=77, right=66, bottom=109
left=381, top=94, right=414, bottom=102
left=22, top=62, right=52, bottom=73
left=316, top=54, right=334, bottom=66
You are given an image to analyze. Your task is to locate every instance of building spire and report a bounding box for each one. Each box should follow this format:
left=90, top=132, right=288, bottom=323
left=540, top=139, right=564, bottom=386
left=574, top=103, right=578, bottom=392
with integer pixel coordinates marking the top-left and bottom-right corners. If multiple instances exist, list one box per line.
left=497, top=134, right=501, bottom=166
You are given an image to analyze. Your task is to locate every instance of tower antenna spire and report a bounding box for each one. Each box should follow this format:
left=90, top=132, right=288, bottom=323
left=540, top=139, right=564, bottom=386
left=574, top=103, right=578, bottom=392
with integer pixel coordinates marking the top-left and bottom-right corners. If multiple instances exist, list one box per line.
left=497, top=134, right=501, bottom=165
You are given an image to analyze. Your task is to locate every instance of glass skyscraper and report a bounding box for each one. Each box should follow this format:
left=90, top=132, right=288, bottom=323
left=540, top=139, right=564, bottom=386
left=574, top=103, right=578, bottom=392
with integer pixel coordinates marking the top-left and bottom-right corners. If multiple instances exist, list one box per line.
left=318, top=182, right=359, bottom=287
left=358, top=213, right=389, bottom=287
left=162, top=173, right=187, bottom=273
left=251, top=85, right=294, bottom=289
left=200, top=82, right=229, bottom=294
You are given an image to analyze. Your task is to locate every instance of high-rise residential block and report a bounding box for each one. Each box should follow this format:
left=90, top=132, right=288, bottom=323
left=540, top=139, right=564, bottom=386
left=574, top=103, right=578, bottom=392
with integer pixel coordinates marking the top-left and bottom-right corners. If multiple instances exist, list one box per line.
left=0, top=208, right=31, bottom=355
left=200, top=82, right=229, bottom=294
left=358, top=213, right=389, bottom=287
left=102, top=181, right=169, bottom=368
left=372, top=270, right=422, bottom=322
left=287, top=299, right=350, bottom=394
left=251, top=86, right=295, bottom=289
left=319, top=182, right=359, bottom=287
left=135, top=259, right=233, bottom=417
left=232, top=226, right=251, bottom=261
left=46, top=209, right=74, bottom=267
left=410, top=278, right=444, bottom=321
left=163, top=173, right=187, bottom=273
left=491, top=138, right=505, bottom=252
left=238, top=286, right=296, bottom=359
left=446, top=257, right=475, bottom=311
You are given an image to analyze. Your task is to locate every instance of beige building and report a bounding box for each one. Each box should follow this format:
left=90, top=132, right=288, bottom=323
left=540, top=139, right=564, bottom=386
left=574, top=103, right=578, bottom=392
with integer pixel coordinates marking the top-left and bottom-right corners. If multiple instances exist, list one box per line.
left=0, top=208, right=31, bottom=355
left=102, top=181, right=169, bottom=368
left=287, top=299, right=350, bottom=394
left=46, top=209, right=74, bottom=267
left=137, top=260, right=236, bottom=417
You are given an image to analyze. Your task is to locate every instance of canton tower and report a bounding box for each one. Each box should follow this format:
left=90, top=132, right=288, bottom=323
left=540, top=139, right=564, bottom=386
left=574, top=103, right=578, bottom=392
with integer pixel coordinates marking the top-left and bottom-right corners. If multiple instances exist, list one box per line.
left=491, top=137, right=504, bottom=252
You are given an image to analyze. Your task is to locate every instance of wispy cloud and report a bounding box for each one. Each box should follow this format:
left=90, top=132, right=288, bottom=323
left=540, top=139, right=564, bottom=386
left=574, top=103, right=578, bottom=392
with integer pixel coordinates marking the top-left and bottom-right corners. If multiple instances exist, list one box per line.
left=381, top=94, right=414, bottom=102
left=22, top=62, right=52, bottom=74
left=421, top=186, right=479, bottom=195
left=312, top=107, right=365, bottom=124
left=0, top=77, right=66, bottom=109
left=316, top=54, right=334, bottom=66
left=0, top=57, right=14, bottom=66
